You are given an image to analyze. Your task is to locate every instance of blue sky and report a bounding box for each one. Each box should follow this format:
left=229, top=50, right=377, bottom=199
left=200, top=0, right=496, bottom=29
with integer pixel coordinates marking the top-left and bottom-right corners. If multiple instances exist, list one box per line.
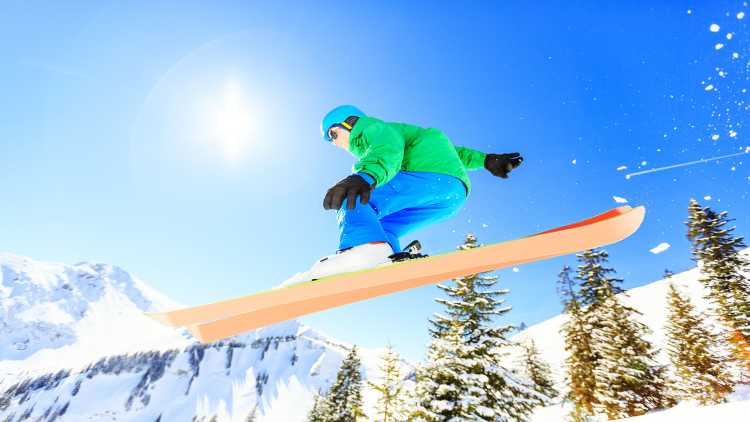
left=2, top=0, right=749, bottom=362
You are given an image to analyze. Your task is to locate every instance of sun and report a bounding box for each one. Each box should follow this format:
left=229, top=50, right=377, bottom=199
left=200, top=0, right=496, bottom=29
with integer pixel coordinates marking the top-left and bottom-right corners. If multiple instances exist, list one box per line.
left=208, top=80, right=256, bottom=162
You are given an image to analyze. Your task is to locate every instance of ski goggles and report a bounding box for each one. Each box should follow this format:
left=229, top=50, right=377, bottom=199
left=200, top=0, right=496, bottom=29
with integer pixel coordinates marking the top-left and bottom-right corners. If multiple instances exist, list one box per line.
left=326, top=122, right=352, bottom=142
left=327, top=126, right=339, bottom=142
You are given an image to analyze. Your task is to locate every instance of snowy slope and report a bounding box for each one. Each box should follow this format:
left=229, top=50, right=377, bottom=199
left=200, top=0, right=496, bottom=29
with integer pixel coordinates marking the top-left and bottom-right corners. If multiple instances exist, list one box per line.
left=513, top=248, right=750, bottom=421
left=530, top=391, right=750, bottom=422
left=0, top=252, right=411, bottom=421
left=510, top=248, right=750, bottom=388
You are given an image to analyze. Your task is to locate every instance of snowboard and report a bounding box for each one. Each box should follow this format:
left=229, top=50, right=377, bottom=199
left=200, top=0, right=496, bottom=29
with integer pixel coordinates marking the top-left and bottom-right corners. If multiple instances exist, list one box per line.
left=147, top=205, right=645, bottom=343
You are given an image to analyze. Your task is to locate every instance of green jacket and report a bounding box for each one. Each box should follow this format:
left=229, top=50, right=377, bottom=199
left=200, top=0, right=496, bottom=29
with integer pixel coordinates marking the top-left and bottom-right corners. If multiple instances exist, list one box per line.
left=348, top=116, right=486, bottom=196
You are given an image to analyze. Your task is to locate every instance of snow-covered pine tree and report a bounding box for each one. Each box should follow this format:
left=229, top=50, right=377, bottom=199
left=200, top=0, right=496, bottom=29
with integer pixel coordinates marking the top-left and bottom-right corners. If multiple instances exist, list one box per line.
left=521, top=339, right=558, bottom=400
left=576, top=249, right=672, bottom=419
left=417, top=233, right=545, bottom=421
left=323, top=346, right=366, bottom=422
left=412, top=322, right=467, bottom=421
left=558, top=265, right=597, bottom=421
left=686, top=199, right=750, bottom=374
left=664, top=283, right=734, bottom=404
left=367, top=344, right=410, bottom=422
left=245, top=404, right=258, bottom=422
left=307, top=389, right=328, bottom=422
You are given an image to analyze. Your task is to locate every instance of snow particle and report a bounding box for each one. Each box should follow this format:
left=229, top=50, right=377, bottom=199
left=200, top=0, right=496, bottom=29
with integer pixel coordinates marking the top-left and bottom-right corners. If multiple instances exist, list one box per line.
left=704, top=195, right=712, bottom=200
left=715, top=43, right=725, bottom=50
left=705, top=84, right=715, bottom=91
left=612, top=196, right=628, bottom=204
left=729, top=130, right=738, bottom=137
left=641, top=160, right=648, bottom=166
left=512, top=267, right=520, bottom=273
left=710, top=23, right=721, bottom=32
left=738, top=11, right=746, bottom=19
left=649, top=242, right=671, bottom=254
left=571, top=159, right=577, bottom=165
left=712, top=134, right=720, bottom=141
left=687, top=9, right=692, bottom=15
left=733, top=52, right=740, bottom=59
left=616, top=165, right=628, bottom=171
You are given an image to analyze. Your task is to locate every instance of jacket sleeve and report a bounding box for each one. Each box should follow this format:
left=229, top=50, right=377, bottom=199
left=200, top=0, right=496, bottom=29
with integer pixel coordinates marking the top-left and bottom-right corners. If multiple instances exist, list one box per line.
left=352, top=122, right=405, bottom=187
left=454, top=145, right=487, bottom=171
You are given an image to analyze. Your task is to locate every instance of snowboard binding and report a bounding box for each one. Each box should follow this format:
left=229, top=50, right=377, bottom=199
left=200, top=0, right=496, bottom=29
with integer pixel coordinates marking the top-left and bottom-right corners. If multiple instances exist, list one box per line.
left=388, top=240, right=429, bottom=262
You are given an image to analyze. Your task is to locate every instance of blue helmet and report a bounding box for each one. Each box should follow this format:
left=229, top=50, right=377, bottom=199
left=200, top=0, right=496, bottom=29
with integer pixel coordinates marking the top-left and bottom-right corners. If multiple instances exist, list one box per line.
left=321, top=105, right=365, bottom=142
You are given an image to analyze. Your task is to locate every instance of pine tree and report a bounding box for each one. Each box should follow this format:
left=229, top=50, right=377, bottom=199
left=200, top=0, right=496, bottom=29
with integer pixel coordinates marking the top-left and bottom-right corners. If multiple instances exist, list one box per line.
left=245, top=404, right=258, bottom=422
left=324, top=346, right=366, bottom=422
left=589, top=294, right=672, bottom=418
left=307, top=389, right=330, bottom=422
left=367, top=344, right=410, bottom=422
left=576, top=249, right=672, bottom=419
left=686, top=199, right=750, bottom=373
left=558, top=265, right=597, bottom=421
left=521, top=339, right=558, bottom=400
left=415, top=233, right=545, bottom=421
left=664, top=283, right=734, bottom=404
left=557, top=265, right=579, bottom=313
left=575, top=249, right=623, bottom=307
left=412, top=322, right=467, bottom=421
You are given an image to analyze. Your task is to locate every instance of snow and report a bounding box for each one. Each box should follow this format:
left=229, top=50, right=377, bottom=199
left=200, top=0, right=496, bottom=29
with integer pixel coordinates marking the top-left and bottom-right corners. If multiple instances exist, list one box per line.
left=617, top=165, right=628, bottom=171
left=704, top=195, right=712, bottom=200
left=517, top=249, right=750, bottom=421
left=726, top=33, right=734, bottom=40
left=530, top=398, right=750, bottom=421
left=0, top=252, right=410, bottom=421
left=648, top=242, right=670, bottom=254
left=711, top=134, right=720, bottom=141
left=612, top=196, right=628, bottom=204
left=705, top=84, right=715, bottom=91
left=715, top=43, right=725, bottom=50
left=617, top=400, right=750, bottom=421
left=710, top=23, right=721, bottom=32
left=0, top=252, right=189, bottom=374
left=511, top=248, right=750, bottom=393
left=738, top=12, right=746, bottom=20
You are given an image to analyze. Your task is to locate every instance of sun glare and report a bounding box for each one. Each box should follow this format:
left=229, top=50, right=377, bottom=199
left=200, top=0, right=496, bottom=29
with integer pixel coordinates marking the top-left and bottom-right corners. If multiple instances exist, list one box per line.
left=208, top=80, right=256, bottom=162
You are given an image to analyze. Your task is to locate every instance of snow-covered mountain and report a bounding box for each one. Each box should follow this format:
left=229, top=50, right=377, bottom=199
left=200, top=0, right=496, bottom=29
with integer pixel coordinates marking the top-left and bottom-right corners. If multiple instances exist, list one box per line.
left=0, top=252, right=190, bottom=383
left=0, top=252, right=409, bottom=421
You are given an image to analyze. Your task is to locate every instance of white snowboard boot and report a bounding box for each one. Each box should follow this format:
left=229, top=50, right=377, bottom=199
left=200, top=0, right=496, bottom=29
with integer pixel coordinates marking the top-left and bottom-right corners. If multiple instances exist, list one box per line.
left=278, top=242, right=396, bottom=288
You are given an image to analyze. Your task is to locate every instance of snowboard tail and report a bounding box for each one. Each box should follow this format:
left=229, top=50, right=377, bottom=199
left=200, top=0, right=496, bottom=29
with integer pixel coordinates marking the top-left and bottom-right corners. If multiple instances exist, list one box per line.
left=147, top=205, right=645, bottom=342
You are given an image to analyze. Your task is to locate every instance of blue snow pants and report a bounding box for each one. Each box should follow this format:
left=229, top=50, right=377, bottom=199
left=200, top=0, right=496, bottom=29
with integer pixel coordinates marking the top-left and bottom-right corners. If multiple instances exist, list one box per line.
left=337, top=171, right=467, bottom=254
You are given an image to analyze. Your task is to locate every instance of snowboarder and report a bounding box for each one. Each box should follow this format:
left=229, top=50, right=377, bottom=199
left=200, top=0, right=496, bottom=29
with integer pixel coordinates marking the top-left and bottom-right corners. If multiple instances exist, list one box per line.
left=282, top=105, right=523, bottom=286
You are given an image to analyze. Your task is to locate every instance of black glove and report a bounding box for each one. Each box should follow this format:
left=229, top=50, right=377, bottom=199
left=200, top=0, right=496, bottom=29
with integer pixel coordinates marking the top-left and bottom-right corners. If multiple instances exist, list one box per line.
left=484, top=152, right=523, bottom=179
left=323, top=174, right=375, bottom=210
